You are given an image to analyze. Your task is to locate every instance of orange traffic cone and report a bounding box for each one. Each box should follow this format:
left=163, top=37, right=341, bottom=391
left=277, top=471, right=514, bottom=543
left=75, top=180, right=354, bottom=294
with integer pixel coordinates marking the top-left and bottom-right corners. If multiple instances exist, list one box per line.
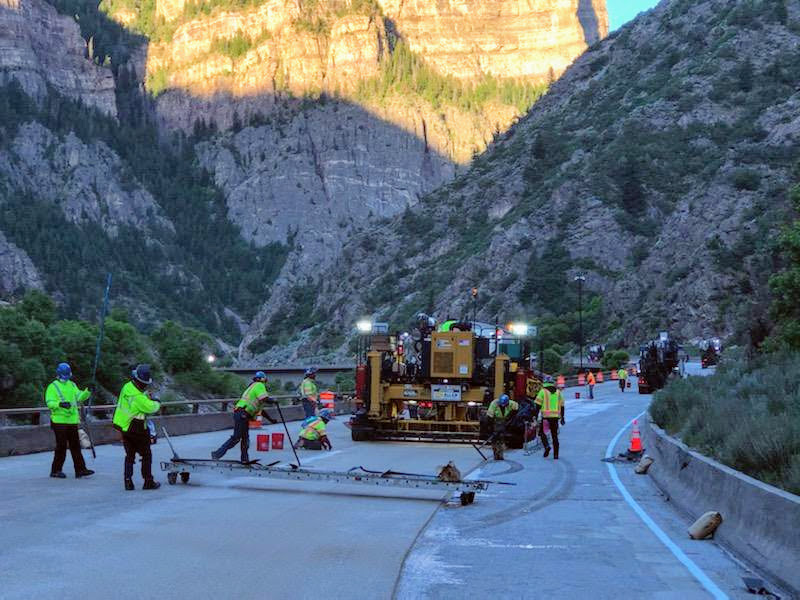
left=629, top=420, right=643, bottom=453
left=611, top=370, right=618, bottom=380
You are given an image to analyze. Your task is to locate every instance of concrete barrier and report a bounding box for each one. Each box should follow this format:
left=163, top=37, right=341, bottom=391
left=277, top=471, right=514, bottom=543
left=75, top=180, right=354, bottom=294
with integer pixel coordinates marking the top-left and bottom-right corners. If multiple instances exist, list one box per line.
left=0, top=403, right=350, bottom=457
left=643, top=417, right=800, bottom=596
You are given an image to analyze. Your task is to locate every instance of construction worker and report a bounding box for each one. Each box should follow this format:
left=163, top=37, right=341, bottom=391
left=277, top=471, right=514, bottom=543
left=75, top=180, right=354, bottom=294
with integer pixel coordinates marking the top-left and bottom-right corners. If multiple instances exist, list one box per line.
left=112, top=364, right=161, bottom=490
left=294, top=408, right=335, bottom=450
left=534, top=379, right=565, bottom=459
left=300, top=367, right=319, bottom=418
left=486, top=393, right=519, bottom=460
left=618, top=366, right=628, bottom=392
left=45, top=363, right=94, bottom=479
left=586, top=370, right=596, bottom=400
left=212, top=371, right=278, bottom=462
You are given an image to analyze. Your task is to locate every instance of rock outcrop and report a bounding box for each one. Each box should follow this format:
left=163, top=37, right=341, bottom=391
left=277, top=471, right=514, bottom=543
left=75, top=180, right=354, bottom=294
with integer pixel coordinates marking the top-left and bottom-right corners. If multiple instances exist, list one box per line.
left=0, top=230, right=43, bottom=295
left=0, top=0, right=117, bottom=116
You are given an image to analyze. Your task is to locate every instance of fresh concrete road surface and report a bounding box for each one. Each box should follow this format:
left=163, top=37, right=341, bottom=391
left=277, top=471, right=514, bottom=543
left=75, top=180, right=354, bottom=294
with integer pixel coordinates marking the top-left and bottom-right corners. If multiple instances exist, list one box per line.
left=1, top=364, right=756, bottom=599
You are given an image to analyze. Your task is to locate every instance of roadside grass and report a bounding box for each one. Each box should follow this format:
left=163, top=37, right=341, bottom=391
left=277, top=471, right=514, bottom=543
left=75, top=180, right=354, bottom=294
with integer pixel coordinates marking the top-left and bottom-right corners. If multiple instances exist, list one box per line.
left=650, top=351, right=800, bottom=495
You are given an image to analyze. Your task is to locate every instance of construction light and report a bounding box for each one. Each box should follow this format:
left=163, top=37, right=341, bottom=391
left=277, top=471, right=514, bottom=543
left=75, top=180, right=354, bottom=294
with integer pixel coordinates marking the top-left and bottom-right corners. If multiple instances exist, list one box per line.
left=356, top=319, right=373, bottom=334
left=206, top=354, right=216, bottom=364
left=467, top=401, right=478, bottom=407
left=509, top=322, right=529, bottom=336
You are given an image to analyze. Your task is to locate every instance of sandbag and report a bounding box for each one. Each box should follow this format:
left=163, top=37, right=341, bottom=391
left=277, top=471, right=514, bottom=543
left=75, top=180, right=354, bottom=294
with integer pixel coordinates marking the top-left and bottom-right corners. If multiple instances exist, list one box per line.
left=635, top=455, right=654, bottom=474
left=77, top=428, right=92, bottom=449
left=688, top=511, right=723, bottom=539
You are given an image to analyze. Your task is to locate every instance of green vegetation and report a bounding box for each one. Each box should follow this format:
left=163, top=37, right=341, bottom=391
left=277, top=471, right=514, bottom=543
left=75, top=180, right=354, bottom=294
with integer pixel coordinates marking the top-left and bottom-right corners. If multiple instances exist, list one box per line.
left=650, top=352, right=800, bottom=494
left=768, top=178, right=800, bottom=349
left=602, top=350, right=630, bottom=370
left=0, top=80, right=288, bottom=339
left=356, top=41, right=547, bottom=115
left=0, top=292, right=246, bottom=410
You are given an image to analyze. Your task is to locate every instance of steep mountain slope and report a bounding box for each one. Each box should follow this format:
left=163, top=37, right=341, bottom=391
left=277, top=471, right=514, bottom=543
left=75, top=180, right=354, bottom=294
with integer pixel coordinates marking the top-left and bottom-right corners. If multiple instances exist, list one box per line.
left=250, top=0, right=800, bottom=360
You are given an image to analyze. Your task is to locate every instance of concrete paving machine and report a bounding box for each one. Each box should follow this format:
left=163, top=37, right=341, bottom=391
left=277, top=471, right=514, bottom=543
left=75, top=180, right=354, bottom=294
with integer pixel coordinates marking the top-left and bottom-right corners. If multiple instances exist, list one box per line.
left=637, top=331, right=680, bottom=394
left=349, top=315, right=541, bottom=445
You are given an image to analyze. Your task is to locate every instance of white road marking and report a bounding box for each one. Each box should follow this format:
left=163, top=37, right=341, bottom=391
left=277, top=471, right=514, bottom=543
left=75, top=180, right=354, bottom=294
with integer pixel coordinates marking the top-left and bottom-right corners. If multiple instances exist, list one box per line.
left=605, top=412, right=728, bottom=600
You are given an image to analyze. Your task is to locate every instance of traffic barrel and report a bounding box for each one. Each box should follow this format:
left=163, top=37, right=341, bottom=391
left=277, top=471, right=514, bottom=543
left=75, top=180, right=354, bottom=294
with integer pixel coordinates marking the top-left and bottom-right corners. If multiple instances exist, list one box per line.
left=597, top=371, right=604, bottom=382
left=578, top=373, right=585, bottom=386
left=320, top=390, right=335, bottom=410
left=611, top=370, right=618, bottom=380
left=556, top=375, right=565, bottom=389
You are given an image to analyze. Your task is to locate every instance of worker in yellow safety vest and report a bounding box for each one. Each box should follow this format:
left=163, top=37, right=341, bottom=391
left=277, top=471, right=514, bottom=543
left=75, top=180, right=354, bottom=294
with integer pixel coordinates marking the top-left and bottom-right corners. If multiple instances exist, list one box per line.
left=112, top=364, right=161, bottom=490
left=586, top=370, right=596, bottom=400
left=294, top=408, right=335, bottom=450
left=212, top=371, right=278, bottom=462
left=486, top=394, right=519, bottom=460
left=534, top=379, right=565, bottom=459
left=45, top=362, right=95, bottom=479
left=300, top=367, right=319, bottom=418
left=617, top=367, right=628, bottom=392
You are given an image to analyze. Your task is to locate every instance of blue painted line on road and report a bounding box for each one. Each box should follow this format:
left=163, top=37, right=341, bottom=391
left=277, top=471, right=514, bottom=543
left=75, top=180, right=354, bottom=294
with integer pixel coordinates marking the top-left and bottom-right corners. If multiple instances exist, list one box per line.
left=605, top=412, right=729, bottom=600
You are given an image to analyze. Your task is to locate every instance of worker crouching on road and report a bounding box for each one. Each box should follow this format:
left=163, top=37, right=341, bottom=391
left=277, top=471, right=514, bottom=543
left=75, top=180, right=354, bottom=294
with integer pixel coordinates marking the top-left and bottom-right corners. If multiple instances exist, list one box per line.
left=112, top=364, right=161, bottom=490
left=486, top=394, right=519, bottom=461
left=300, top=367, right=319, bottom=418
left=294, top=408, right=335, bottom=450
left=618, top=367, right=628, bottom=392
left=534, top=380, right=565, bottom=459
left=212, top=371, right=278, bottom=463
left=46, top=363, right=95, bottom=479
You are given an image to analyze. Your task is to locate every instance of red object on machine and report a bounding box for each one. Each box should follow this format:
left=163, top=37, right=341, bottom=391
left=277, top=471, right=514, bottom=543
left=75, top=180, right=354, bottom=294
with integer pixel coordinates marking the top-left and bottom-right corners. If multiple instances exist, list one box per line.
left=355, top=364, right=367, bottom=401
left=515, top=369, right=527, bottom=401
left=256, top=434, right=269, bottom=452
left=271, top=432, right=284, bottom=450
left=320, top=390, right=335, bottom=409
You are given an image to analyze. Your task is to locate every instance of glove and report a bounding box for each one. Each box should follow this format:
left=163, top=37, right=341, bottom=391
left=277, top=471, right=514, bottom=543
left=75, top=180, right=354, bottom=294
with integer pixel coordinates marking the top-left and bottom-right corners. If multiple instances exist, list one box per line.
left=321, top=437, right=332, bottom=450
left=59, top=401, right=71, bottom=409
left=560, top=417, right=565, bottom=426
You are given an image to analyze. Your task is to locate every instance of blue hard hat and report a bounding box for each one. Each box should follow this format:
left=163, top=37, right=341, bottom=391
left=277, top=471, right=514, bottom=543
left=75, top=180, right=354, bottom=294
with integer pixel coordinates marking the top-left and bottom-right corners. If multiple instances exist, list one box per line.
left=254, top=371, right=267, bottom=381
left=319, top=408, right=335, bottom=421
left=56, top=363, right=72, bottom=380
left=498, top=394, right=510, bottom=406
left=132, top=364, right=153, bottom=385
left=304, top=367, right=318, bottom=377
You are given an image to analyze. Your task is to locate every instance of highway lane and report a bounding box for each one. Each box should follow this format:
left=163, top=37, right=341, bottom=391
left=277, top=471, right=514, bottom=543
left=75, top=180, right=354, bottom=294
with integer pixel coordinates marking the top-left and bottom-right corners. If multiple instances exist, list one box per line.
left=396, top=369, right=752, bottom=600
left=0, top=418, right=483, bottom=600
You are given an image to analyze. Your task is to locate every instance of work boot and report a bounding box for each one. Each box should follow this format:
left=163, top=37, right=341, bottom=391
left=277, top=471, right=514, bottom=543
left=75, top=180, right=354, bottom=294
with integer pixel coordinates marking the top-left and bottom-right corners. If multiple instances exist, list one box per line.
left=543, top=447, right=550, bottom=458
left=554, top=451, right=559, bottom=460
left=241, top=456, right=250, bottom=464
left=50, top=471, right=66, bottom=479
left=76, top=469, right=95, bottom=478
left=124, top=479, right=135, bottom=491
left=210, top=451, right=221, bottom=460
left=142, top=479, right=161, bottom=490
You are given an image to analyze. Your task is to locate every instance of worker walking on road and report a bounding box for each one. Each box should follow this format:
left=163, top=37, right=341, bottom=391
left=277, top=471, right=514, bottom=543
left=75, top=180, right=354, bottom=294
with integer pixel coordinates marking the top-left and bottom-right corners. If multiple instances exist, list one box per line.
left=45, top=363, right=95, bottom=479
left=534, top=380, right=565, bottom=459
left=586, top=370, right=596, bottom=400
left=112, top=364, right=161, bottom=490
left=294, top=408, right=335, bottom=450
left=300, top=367, right=319, bottom=418
left=486, top=393, right=519, bottom=461
left=212, top=371, right=278, bottom=463
left=617, top=367, right=628, bottom=392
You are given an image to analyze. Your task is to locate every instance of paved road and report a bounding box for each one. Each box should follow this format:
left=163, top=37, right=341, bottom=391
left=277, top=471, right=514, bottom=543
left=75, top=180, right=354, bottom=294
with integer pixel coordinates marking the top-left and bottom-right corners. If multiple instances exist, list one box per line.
left=1, top=362, right=751, bottom=600
left=0, top=418, right=483, bottom=600
left=396, top=365, right=753, bottom=600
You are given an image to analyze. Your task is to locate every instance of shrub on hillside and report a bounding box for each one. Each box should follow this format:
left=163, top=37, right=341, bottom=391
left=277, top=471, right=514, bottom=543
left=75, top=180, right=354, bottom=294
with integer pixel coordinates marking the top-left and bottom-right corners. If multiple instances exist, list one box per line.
left=602, top=350, right=630, bottom=370
left=650, top=352, right=800, bottom=494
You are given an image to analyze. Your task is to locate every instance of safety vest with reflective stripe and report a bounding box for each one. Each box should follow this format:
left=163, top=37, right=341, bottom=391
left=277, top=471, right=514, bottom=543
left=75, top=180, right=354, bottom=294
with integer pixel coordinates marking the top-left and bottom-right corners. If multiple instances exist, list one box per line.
left=618, top=368, right=628, bottom=380
left=112, top=381, right=161, bottom=432
left=45, top=380, right=91, bottom=425
left=236, top=381, right=269, bottom=417
left=300, top=377, right=318, bottom=401
left=486, top=399, right=519, bottom=420
left=299, top=416, right=326, bottom=441
left=587, top=372, right=596, bottom=385
left=535, top=388, right=563, bottom=418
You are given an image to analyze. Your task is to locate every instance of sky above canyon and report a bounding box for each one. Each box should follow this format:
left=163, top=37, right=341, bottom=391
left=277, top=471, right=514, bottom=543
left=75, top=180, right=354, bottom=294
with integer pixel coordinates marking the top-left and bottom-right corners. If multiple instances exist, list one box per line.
left=608, top=0, right=661, bottom=30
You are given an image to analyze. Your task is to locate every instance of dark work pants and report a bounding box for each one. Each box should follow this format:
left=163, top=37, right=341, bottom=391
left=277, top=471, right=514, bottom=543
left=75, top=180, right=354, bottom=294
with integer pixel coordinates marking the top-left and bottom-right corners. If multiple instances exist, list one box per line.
left=589, top=384, right=594, bottom=399
left=539, top=418, right=560, bottom=458
left=301, top=399, right=316, bottom=418
left=123, top=421, right=153, bottom=481
left=619, top=379, right=626, bottom=392
left=214, top=410, right=250, bottom=461
left=51, top=423, right=87, bottom=475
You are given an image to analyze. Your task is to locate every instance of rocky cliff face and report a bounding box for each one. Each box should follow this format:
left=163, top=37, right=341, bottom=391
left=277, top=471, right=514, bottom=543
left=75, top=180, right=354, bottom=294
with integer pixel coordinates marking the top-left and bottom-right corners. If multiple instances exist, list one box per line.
left=247, top=0, right=800, bottom=361
left=0, top=0, right=117, bottom=116
left=375, top=0, right=608, bottom=81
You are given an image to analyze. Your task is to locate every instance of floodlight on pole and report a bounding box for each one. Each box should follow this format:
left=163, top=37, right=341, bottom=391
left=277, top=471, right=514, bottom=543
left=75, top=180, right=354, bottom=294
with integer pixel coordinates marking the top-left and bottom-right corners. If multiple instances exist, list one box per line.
left=509, top=322, right=529, bottom=337
left=206, top=354, right=216, bottom=364
left=356, top=319, right=373, bottom=334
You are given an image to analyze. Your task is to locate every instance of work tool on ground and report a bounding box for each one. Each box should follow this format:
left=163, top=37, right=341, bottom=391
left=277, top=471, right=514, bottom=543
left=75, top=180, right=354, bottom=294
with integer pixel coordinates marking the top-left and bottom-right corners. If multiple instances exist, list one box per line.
left=83, top=272, right=112, bottom=459
left=159, top=428, right=511, bottom=505
left=273, top=400, right=302, bottom=467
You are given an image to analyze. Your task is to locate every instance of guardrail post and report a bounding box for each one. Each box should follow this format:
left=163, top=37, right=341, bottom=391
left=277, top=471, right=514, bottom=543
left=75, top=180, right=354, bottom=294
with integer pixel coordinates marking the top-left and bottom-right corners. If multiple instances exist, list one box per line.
left=31, top=412, right=40, bottom=426
left=192, top=403, right=199, bottom=414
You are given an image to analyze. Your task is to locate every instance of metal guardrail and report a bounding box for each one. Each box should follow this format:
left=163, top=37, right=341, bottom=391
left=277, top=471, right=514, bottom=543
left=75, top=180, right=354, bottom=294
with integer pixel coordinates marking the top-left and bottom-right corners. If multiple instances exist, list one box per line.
left=0, top=392, right=355, bottom=427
